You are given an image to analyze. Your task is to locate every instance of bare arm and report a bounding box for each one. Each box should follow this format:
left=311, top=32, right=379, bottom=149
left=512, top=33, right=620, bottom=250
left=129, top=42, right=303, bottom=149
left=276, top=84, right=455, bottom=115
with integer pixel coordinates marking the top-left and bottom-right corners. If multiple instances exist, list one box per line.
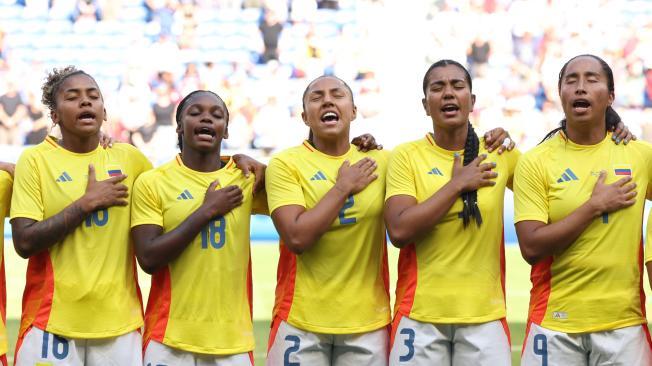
left=132, top=182, right=243, bottom=274
left=515, top=172, right=636, bottom=265
left=385, top=154, right=496, bottom=247
left=11, top=164, right=129, bottom=258
left=272, top=158, right=377, bottom=254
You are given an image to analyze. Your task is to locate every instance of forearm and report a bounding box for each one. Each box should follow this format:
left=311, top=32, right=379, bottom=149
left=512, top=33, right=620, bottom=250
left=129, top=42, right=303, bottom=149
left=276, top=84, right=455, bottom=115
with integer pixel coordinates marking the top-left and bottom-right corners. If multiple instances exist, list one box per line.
left=647, top=262, right=652, bottom=292
left=12, top=200, right=89, bottom=258
left=135, top=206, right=214, bottom=273
left=518, top=202, right=599, bottom=264
left=387, top=182, right=460, bottom=247
left=279, top=186, right=350, bottom=254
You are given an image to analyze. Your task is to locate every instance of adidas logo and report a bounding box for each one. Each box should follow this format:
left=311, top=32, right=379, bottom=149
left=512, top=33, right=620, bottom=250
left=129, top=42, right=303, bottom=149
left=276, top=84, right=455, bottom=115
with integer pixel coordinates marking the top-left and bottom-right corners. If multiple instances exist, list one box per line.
left=427, top=167, right=443, bottom=176
left=56, top=172, right=73, bottom=182
left=177, top=189, right=194, bottom=200
left=310, top=171, right=327, bottom=181
left=556, top=168, right=579, bottom=183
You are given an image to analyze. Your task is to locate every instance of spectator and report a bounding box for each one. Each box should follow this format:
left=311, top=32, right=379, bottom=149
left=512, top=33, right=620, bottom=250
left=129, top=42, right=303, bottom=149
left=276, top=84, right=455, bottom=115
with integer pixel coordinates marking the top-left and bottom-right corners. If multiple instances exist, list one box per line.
left=259, top=8, right=284, bottom=63
left=23, top=92, right=48, bottom=145
left=0, top=80, right=26, bottom=145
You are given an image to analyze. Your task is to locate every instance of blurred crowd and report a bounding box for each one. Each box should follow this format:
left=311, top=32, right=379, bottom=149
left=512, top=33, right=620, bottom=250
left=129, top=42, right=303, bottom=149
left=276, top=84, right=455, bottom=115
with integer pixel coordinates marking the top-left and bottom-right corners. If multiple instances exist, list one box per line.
left=0, top=0, right=651, bottom=162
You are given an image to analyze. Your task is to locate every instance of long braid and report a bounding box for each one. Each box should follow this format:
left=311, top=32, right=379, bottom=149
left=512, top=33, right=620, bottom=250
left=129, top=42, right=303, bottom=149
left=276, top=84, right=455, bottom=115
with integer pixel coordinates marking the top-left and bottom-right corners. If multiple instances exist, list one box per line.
left=460, top=122, right=483, bottom=227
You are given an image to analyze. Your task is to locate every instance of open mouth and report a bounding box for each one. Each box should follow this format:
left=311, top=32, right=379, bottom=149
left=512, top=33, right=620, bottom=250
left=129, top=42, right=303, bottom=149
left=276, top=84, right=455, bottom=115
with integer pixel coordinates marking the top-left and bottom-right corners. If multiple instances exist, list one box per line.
left=195, top=126, right=216, bottom=139
left=77, top=111, right=96, bottom=121
left=321, top=111, right=340, bottom=123
left=441, top=104, right=460, bottom=115
left=572, top=99, right=591, bottom=109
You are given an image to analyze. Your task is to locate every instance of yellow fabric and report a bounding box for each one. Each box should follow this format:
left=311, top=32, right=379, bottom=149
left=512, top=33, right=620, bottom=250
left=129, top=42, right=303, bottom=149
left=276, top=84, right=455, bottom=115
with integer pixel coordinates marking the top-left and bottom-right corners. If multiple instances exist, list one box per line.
left=386, top=134, right=520, bottom=323
left=131, top=156, right=267, bottom=355
left=514, top=132, right=652, bottom=333
left=10, top=137, right=151, bottom=338
left=0, top=170, right=12, bottom=355
left=266, top=142, right=391, bottom=334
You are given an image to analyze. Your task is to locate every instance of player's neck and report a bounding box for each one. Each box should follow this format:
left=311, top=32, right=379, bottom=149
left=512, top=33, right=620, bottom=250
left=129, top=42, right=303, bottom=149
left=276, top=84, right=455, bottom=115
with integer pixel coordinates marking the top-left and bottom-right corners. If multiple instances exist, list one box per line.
left=181, top=148, right=222, bottom=172
left=57, top=133, right=99, bottom=154
left=565, top=119, right=606, bottom=145
left=311, top=135, right=350, bottom=156
left=432, top=126, right=467, bottom=151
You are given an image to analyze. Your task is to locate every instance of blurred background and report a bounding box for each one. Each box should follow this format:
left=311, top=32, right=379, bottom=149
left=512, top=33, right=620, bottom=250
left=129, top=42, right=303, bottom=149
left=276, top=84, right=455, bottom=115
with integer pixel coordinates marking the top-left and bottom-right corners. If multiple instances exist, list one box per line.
left=0, top=0, right=651, bottom=164
left=2, top=0, right=652, bottom=364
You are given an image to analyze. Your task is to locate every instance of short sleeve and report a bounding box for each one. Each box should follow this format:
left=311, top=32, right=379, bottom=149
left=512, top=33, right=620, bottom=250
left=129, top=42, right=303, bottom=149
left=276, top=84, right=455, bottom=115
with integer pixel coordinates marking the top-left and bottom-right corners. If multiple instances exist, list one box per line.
left=130, top=173, right=163, bottom=228
left=10, top=150, right=45, bottom=221
left=513, top=153, right=549, bottom=224
left=265, top=156, right=306, bottom=214
left=385, top=147, right=417, bottom=201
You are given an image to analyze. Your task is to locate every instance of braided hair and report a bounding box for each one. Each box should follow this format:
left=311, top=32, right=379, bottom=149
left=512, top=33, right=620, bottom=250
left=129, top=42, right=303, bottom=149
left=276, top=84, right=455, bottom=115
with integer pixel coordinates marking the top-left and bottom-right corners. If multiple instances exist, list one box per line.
left=175, top=90, right=229, bottom=151
left=540, top=54, right=621, bottom=143
left=42, top=66, right=100, bottom=116
left=423, top=60, right=482, bottom=227
left=301, top=75, right=354, bottom=145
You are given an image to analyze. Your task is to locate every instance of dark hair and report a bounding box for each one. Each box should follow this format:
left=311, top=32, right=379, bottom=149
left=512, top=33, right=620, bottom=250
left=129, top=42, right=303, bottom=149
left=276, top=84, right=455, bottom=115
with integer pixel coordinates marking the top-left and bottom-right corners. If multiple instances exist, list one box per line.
left=301, top=75, right=354, bottom=144
left=41, top=66, right=100, bottom=114
left=423, top=60, right=482, bottom=227
left=175, top=90, right=229, bottom=151
left=422, top=59, right=473, bottom=95
left=540, top=54, right=620, bottom=143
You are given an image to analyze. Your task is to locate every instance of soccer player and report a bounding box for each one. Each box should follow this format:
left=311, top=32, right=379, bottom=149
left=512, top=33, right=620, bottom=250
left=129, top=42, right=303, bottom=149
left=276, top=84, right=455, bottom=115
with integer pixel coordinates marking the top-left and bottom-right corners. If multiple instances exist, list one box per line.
left=514, top=54, right=652, bottom=365
left=385, top=60, right=519, bottom=365
left=9, top=66, right=151, bottom=365
left=130, top=90, right=267, bottom=365
left=265, top=75, right=392, bottom=365
left=0, top=162, right=14, bottom=366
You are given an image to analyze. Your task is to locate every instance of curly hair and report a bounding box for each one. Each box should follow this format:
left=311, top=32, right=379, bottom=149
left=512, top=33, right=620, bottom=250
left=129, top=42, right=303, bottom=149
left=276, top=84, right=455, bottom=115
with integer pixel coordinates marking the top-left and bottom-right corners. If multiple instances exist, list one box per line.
left=41, top=66, right=99, bottom=114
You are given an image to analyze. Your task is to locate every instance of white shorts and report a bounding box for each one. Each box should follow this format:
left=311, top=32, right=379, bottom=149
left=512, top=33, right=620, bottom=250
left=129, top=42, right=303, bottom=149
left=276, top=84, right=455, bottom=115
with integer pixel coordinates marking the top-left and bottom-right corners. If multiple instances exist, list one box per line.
left=266, top=318, right=389, bottom=366
left=144, top=340, right=253, bottom=366
left=389, top=314, right=511, bottom=366
left=15, top=326, right=142, bottom=366
left=521, top=322, right=652, bottom=366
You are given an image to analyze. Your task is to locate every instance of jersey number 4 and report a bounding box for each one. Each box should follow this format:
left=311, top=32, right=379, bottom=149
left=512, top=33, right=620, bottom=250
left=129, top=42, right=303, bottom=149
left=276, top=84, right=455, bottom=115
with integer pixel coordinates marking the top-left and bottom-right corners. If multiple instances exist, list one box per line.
left=201, top=216, right=226, bottom=249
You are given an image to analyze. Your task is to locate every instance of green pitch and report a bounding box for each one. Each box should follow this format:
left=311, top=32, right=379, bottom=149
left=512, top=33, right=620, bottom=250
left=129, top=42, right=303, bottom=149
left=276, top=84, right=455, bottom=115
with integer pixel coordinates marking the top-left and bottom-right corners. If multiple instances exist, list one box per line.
left=2, top=243, right=649, bottom=365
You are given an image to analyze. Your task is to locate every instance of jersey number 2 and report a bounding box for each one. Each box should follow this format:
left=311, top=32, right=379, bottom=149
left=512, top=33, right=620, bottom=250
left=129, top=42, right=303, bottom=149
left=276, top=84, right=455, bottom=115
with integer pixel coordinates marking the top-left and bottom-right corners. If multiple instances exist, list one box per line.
left=201, top=217, right=226, bottom=249
left=338, top=194, right=356, bottom=225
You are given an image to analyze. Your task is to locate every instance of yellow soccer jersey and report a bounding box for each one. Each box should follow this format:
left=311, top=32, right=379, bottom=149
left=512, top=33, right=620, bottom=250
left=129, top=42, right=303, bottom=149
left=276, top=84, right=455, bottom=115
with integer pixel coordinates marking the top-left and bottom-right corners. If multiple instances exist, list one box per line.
left=266, top=141, right=391, bottom=334
left=0, top=170, right=11, bottom=356
left=386, top=133, right=520, bottom=324
left=131, top=155, right=267, bottom=355
left=514, top=132, right=652, bottom=333
left=10, top=137, right=152, bottom=339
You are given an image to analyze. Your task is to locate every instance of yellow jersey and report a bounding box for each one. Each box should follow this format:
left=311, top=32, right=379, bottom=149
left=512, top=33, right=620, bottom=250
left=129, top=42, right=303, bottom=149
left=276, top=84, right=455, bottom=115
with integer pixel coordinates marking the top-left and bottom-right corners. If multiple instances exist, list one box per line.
left=514, top=132, right=652, bottom=333
left=131, top=155, right=267, bottom=355
left=266, top=141, right=391, bottom=334
left=10, top=137, right=151, bottom=338
left=0, top=170, right=12, bottom=356
left=386, top=133, right=520, bottom=324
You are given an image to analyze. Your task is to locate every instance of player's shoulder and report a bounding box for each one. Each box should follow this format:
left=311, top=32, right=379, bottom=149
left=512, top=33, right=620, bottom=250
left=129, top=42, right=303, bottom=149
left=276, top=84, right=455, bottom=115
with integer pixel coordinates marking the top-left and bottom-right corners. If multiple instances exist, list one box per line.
left=269, top=143, right=309, bottom=166
left=0, top=169, right=12, bottom=185
left=108, top=142, right=147, bottom=159
left=136, top=159, right=176, bottom=184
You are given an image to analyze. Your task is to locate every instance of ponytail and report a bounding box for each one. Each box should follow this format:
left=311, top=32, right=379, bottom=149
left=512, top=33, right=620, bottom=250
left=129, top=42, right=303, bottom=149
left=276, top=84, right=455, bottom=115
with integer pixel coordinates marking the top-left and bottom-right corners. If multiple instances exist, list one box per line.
left=460, top=122, right=483, bottom=227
